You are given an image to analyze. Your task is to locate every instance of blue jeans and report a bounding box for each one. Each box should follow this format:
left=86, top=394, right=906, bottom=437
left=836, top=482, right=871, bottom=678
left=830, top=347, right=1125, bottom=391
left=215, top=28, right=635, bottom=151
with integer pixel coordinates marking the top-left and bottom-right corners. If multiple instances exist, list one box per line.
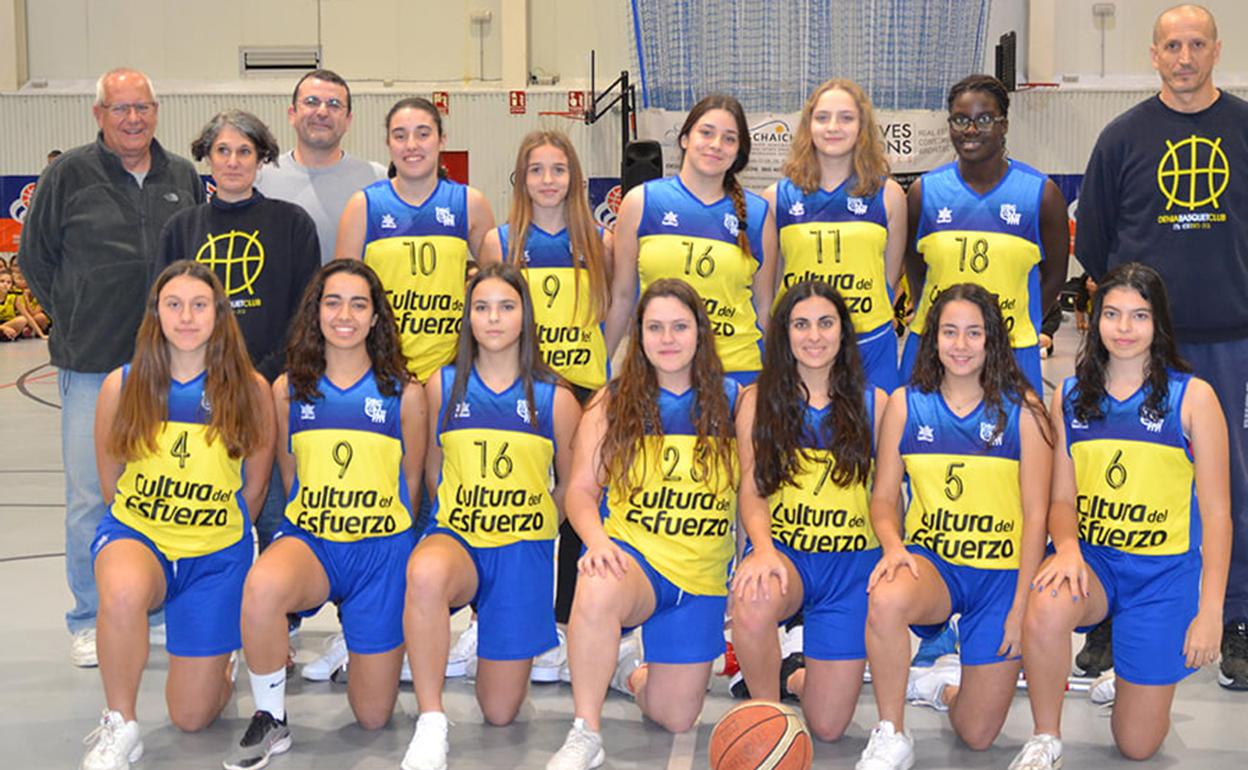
left=1179, top=337, right=1248, bottom=622
left=61, top=370, right=108, bottom=633
left=61, top=369, right=164, bottom=633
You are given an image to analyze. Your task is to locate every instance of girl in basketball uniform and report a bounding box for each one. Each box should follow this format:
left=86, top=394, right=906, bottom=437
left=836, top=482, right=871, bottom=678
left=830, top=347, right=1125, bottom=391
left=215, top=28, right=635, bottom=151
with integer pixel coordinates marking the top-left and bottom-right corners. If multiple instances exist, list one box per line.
left=857, top=283, right=1052, bottom=770
left=730, top=280, right=887, bottom=742
left=81, top=261, right=273, bottom=770
left=900, top=75, right=1069, bottom=395
left=1010, top=263, right=1229, bottom=768
left=401, top=262, right=580, bottom=770
left=765, top=80, right=907, bottom=392
left=547, top=278, right=741, bottom=770
left=223, top=260, right=427, bottom=770
left=607, top=94, right=777, bottom=385
left=336, top=97, right=496, bottom=383
left=479, top=130, right=618, bottom=681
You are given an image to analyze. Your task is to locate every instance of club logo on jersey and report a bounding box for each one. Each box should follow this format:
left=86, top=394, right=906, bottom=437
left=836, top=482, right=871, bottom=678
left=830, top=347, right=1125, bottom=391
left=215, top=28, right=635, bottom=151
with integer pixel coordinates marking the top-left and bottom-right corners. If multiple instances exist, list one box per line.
left=662, top=210, right=679, bottom=227
left=453, top=401, right=471, bottom=419
left=1140, top=414, right=1164, bottom=433
left=937, top=207, right=953, bottom=225
left=847, top=197, right=868, bottom=216
left=364, top=397, right=387, bottom=424
left=999, top=203, right=1021, bottom=226
left=917, top=424, right=935, bottom=443
left=436, top=207, right=456, bottom=227
left=516, top=398, right=531, bottom=424
left=200, top=391, right=213, bottom=415
left=195, top=231, right=265, bottom=297
left=978, top=421, right=1004, bottom=447
left=723, top=213, right=740, bottom=237
left=1157, top=134, right=1228, bottom=211
left=380, top=213, right=397, bottom=230
left=300, top=403, right=316, bottom=421
left=788, top=200, right=805, bottom=218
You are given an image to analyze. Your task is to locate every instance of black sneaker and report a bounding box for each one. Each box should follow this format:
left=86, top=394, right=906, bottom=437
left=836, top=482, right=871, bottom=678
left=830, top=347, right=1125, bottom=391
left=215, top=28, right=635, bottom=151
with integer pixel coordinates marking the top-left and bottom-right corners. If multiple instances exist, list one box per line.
left=1219, top=621, right=1248, bottom=691
left=1074, top=618, right=1113, bottom=677
left=779, top=651, right=805, bottom=702
left=223, top=710, right=292, bottom=770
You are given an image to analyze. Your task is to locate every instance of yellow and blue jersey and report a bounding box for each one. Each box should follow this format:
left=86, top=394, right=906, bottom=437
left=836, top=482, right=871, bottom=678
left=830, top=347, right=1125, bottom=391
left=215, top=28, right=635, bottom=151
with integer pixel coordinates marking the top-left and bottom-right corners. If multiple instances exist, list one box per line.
left=775, top=177, right=894, bottom=337
left=110, top=368, right=248, bottom=560
left=769, top=388, right=879, bottom=553
left=0, top=290, right=18, bottom=322
left=433, top=365, right=559, bottom=548
left=602, top=379, right=741, bottom=596
left=284, top=372, right=412, bottom=542
left=911, top=160, right=1047, bottom=348
left=637, top=177, right=768, bottom=378
left=362, top=179, right=470, bottom=381
left=1063, top=372, right=1199, bottom=556
left=899, top=388, right=1023, bottom=569
left=499, top=223, right=608, bottom=391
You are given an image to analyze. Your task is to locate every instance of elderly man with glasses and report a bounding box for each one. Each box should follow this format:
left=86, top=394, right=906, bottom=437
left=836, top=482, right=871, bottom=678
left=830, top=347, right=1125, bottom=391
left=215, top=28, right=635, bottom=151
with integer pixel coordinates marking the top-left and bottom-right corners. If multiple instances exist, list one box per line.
left=19, top=67, right=205, bottom=668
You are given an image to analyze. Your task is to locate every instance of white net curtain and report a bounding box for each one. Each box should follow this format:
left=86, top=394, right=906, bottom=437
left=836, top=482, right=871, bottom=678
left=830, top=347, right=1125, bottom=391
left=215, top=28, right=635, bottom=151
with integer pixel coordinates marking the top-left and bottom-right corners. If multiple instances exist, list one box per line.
left=628, top=0, right=992, bottom=112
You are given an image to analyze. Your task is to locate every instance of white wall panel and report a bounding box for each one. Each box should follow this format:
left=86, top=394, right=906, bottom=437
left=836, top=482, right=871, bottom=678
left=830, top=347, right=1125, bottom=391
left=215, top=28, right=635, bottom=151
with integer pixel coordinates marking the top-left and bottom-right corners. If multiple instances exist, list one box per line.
left=0, top=88, right=625, bottom=216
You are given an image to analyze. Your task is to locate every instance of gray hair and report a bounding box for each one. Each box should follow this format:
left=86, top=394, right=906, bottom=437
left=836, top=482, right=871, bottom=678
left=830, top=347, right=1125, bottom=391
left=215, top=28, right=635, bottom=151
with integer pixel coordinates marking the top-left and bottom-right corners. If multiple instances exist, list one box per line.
left=190, top=110, right=281, bottom=165
left=94, top=68, right=156, bottom=106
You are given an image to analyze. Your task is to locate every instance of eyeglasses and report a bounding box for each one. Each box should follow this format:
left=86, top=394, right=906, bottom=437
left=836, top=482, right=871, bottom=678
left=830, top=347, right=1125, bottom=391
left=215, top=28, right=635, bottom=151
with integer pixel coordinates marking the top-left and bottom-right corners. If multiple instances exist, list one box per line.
left=299, top=95, right=347, bottom=113
left=104, top=102, right=156, bottom=117
left=947, top=113, right=1006, bottom=131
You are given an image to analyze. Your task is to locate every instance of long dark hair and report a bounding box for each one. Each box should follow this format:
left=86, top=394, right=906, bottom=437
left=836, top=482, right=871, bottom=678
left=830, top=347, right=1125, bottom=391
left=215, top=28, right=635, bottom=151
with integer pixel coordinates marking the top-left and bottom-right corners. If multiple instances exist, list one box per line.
left=110, top=261, right=264, bottom=461
left=678, top=94, right=753, bottom=259
left=442, top=262, right=558, bottom=428
left=601, top=278, right=737, bottom=495
left=284, top=260, right=409, bottom=402
left=385, top=97, right=449, bottom=181
left=754, top=281, right=872, bottom=494
left=911, top=283, right=1050, bottom=447
left=1072, top=262, right=1190, bottom=423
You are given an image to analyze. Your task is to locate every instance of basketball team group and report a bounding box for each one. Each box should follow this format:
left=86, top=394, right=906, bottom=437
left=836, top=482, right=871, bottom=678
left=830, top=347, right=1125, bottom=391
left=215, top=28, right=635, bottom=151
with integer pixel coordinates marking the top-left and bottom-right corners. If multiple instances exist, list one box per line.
left=16, top=4, right=1248, bottom=770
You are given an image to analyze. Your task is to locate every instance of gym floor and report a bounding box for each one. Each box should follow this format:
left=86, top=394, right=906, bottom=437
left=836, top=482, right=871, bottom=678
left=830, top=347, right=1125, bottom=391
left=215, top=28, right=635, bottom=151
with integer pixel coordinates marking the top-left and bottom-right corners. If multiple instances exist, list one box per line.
left=2, top=321, right=1244, bottom=769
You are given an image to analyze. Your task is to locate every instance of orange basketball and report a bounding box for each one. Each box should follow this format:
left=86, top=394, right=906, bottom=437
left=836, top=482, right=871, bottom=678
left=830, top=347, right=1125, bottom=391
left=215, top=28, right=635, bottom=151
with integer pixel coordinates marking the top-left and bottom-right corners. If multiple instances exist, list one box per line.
left=708, top=701, right=813, bottom=770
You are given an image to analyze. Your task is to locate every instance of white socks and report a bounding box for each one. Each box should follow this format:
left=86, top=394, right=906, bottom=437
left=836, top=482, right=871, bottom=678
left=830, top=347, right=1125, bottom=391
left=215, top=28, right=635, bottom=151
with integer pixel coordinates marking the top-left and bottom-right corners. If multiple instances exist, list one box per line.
left=249, top=667, right=287, bottom=721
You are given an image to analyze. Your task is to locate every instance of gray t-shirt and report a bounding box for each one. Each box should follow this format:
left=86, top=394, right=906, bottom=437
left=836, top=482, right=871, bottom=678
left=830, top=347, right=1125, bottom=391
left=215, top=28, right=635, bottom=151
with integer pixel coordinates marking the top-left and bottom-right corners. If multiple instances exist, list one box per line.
left=256, top=150, right=386, bottom=264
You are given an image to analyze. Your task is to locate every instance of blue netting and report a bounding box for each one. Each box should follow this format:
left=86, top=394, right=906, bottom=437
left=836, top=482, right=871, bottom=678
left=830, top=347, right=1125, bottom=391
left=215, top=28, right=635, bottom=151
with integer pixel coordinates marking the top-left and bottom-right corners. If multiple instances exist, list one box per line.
left=628, top=0, right=991, bottom=112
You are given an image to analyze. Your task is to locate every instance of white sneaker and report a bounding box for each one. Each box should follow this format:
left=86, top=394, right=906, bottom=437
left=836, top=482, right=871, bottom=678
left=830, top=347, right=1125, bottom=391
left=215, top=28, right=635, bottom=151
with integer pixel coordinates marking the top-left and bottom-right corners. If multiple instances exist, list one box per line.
left=400, top=653, right=413, bottom=684
left=301, top=632, right=348, bottom=682
left=401, top=712, right=449, bottom=770
left=1008, top=733, right=1063, bottom=769
left=609, top=632, right=642, bottom=695
left=445, top=619, right=478, bottom=678
left=780, top=623, right=804, bottom=658
left=906, top=653, right=960, bottom=711
left=546, top=718, right=605, bottom=770
left=81, top=710, right=142, bottom=770
left=71, top=628, right=99, bottom=668
left=148, top=623, right=166, bottom=647
left=1089, top=671, right=1116, bottom=705
left=855, top=720, right=914, bottom=770
left=532, top=628, right=568, bottom=683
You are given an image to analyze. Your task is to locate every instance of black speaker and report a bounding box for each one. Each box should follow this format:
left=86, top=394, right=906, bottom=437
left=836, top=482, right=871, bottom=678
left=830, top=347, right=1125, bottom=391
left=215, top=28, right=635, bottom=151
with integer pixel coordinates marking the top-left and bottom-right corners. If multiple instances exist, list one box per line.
left=621, top=140, right=663, bottom=195
left=995, top=31, right=1017, bottom=92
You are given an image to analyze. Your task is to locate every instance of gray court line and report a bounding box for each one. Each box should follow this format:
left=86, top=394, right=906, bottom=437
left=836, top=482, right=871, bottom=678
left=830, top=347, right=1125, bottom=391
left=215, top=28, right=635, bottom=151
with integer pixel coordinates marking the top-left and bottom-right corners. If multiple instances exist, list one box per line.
left=17, top=361, right=60, bottom=410
left=665, top=727, right=697, bottom=770
left=0, top=551, right=64, bottom=563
